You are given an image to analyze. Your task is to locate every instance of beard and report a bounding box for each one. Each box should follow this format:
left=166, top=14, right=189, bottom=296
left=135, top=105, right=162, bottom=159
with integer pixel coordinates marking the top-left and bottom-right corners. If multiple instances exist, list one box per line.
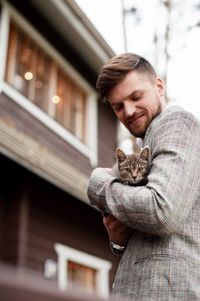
left=126, top=102, right=162, bottom=138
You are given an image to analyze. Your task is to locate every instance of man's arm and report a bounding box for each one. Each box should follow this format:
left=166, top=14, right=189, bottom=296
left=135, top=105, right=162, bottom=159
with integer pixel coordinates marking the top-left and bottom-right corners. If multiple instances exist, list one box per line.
left=88, top=109, right=200, bottom=237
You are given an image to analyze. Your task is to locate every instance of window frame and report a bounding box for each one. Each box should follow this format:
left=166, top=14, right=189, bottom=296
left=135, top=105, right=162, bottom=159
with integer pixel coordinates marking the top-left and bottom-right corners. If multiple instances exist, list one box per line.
left=0, top=2, right=98, bottom=166
left=55, top=243, right=112, bottom=298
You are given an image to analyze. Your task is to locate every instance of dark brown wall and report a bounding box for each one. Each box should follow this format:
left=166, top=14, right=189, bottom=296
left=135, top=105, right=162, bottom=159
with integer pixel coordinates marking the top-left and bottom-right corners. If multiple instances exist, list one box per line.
left=0, top=191, right=4, bottom=258
left=0, top=154, right=27, bottom=265
left=27, top=175, right=120, bottom=284
left=0, top=154, right=120, bottom=287
left=98, top=101, right=117, bottom=167
left=0, top=0, right=119, bottom=290
left=0, top=94, right=118, bottom=287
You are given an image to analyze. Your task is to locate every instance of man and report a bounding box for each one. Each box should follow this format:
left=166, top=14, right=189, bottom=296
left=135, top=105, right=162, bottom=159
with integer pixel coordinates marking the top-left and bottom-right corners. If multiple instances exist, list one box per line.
left=87, top=53, right=200, bottom=300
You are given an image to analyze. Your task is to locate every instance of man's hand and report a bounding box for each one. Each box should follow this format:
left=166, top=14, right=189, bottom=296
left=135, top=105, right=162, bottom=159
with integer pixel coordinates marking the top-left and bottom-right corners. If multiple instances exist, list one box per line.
left=102, top=213, right=132, bottom=246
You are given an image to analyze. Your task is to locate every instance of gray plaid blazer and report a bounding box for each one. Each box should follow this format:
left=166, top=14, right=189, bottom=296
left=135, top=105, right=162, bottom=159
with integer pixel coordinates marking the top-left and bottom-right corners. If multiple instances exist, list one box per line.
left=87, top=106, right=200, bottom=300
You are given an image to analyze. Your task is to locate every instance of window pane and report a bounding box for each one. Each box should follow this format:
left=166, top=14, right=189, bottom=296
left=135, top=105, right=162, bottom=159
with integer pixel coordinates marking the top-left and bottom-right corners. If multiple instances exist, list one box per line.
left=6, top=25, right=33, bottom=97
left=55, top=70, right=87, bottom=142
left=68, top=260, right=97, bottom=294
left=6, top=23, right=50, bottom=113
left=5, top=22, right=88, bottom=144
left=34, top=50, right=51, bottom=112
left=55, top=70, right=72, bottom=129
left=72, top=87, right=86, bottom=141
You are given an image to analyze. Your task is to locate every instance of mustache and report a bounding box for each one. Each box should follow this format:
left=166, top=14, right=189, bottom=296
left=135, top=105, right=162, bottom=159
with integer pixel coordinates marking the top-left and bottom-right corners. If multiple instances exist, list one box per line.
left=125, top=112, right=144, bottom=124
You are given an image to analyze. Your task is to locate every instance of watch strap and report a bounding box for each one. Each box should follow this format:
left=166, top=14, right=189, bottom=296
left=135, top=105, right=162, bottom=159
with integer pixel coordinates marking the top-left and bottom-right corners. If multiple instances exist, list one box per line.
left=110, top=240, right=125, bottom=255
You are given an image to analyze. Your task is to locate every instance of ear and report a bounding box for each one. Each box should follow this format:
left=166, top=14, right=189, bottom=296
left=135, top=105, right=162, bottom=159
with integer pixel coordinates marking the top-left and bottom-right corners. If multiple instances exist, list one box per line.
left=116, top=148, right=127, bottom=163
left=140, top=146, right=150, bottom=161
left=155, top=77, right=165, bottom=96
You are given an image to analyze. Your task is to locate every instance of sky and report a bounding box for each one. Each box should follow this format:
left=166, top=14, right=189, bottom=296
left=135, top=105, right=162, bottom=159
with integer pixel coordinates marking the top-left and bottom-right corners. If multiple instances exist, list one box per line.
left=75, top=0, right=200, bottom=119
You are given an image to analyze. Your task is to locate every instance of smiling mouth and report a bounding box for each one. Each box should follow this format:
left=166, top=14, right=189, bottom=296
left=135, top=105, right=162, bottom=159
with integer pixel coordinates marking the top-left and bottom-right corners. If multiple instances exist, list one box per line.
left=127, top=114, right=144, bottom=126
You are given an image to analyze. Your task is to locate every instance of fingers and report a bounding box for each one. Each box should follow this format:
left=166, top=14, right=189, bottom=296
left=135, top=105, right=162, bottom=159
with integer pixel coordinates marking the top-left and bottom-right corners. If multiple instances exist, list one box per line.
left=102, top=214, right=132, bottom=246
left=103, top=214, right=127, bottom=233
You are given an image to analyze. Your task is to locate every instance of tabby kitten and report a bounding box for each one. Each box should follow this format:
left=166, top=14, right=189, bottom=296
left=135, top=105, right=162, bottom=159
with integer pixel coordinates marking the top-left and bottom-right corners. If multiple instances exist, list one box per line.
left=112, top=146, right=150, bottom=185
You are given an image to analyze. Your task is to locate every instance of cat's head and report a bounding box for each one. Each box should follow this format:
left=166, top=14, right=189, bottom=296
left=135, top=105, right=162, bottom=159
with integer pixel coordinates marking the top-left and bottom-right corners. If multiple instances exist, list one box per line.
left=116, top=146, right=150, bottom=185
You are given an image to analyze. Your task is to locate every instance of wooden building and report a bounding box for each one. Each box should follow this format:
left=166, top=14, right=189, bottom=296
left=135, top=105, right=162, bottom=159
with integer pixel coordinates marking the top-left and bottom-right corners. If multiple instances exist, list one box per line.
left=0, top=0, right=120, bottom=299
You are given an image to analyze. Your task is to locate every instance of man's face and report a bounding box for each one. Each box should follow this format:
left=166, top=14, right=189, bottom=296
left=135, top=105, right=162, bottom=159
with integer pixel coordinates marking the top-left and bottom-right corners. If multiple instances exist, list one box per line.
left=107, top=70, right=165, bottom=138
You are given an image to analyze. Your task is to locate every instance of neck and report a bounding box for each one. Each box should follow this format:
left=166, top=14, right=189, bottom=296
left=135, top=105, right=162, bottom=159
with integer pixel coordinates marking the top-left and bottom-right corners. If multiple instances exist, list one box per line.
left=160, top=96, right=167, bottom=111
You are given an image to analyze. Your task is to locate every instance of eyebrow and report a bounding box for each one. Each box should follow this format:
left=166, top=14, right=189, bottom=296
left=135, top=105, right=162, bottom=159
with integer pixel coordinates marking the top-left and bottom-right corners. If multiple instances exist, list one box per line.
left=110, top=89, right=143, bottom=105
left=128, top=90, right=143, bottom=98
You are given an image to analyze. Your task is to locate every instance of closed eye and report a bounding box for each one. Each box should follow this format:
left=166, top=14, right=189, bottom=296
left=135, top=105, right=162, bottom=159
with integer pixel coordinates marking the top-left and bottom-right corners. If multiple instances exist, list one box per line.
left=112, top=103, right=123, bottom=112
left=130, top=91, right=144, bottom=102
left=131, top=96, right=141, bottom=102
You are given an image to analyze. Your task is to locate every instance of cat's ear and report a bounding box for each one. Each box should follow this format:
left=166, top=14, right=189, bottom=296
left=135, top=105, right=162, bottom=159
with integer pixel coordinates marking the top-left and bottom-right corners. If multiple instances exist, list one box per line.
left=140, top=146, right=150, bottom=161
left=116, top=148, right=127, bottom=163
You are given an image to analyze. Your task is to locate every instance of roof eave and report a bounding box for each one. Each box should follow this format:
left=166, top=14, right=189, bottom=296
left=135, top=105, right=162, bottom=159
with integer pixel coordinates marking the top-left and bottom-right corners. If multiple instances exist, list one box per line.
left=29, top=0, right=115, bottom=73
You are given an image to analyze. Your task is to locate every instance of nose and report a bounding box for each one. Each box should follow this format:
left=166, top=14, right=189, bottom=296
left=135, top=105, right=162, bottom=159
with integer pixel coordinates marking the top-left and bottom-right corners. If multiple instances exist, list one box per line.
left=131, top=171, right=137, bottom=180
left=124, top=101, right=136, bottom=117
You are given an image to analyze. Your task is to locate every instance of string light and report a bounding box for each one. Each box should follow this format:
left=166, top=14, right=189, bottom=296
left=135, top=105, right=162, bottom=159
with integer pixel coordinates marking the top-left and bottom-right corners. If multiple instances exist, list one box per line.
left=24, top=71, right=33, bottom=80
left=52, top=95, right=61, bottom=104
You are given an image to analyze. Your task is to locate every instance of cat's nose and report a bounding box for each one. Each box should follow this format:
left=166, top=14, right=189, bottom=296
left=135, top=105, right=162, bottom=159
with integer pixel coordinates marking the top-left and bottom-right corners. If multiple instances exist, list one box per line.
left=131, top=170, right=137, bottom=180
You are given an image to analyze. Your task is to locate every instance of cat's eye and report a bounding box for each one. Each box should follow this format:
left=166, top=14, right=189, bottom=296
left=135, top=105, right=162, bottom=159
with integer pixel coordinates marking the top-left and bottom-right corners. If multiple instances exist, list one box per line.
left=125, top=168, right=131, bottom=172
left=138, top=167, right=144, bottom=172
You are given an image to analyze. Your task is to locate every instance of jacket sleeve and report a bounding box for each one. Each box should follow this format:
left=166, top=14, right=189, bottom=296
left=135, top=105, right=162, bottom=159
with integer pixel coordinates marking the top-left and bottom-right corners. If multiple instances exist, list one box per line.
left=87, top=109, right=200, bottom=237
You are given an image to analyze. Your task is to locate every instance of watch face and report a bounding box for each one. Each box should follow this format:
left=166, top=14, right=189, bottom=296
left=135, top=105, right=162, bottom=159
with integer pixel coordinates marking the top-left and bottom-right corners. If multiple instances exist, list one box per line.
left=110, top=241, right=125, bottom=255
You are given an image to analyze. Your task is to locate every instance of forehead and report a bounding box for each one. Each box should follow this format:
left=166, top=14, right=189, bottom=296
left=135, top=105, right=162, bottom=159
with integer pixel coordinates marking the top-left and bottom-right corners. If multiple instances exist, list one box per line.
left=108, top=71, right=153, bottom=103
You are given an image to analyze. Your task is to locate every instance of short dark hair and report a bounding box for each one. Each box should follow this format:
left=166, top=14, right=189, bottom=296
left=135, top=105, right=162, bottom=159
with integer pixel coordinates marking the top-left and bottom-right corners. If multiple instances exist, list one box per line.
left=96, top=53, right=156, bottom=102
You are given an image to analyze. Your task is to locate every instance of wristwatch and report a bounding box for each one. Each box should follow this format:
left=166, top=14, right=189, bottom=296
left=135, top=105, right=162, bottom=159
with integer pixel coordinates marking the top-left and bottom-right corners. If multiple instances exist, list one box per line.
left=110, top=240, right=126, bottom=255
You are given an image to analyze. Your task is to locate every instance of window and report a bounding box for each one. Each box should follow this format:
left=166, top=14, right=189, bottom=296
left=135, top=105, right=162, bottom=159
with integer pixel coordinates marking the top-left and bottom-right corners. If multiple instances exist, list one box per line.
left=55, top=69, right=86, bottom=141
left=68, top=260, right=96, bottom=293
left=55, top=243, right=112, bottom=298
left=0, top=5, right=97, bottom=165
left=5, top=22, right=88, bottom=144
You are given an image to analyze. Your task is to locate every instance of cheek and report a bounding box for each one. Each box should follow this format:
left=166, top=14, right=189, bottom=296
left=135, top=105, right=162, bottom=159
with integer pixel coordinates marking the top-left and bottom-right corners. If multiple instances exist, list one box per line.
left=148, top=98, right=161, bottom=117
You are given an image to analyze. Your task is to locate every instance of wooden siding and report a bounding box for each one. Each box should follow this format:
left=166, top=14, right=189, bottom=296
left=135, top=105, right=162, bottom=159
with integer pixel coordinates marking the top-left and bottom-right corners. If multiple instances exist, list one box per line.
left=0, top=0, right=119, bottom=293
left=0, top=154, right=28, bottom=265
left=0, top=0, right=118, bottom=178
left=0, top=263, right=126, bottom=301
left=26, top=174, right=120, bottom=288
left=98, top=101, right=117, bottom=167
left=0, top=154, right=120, bottom=289
left=0, top=92, right=117, bottom=174
left=0, top=192, right=4, bottom=258
left=0, top=94, right=92, bottom=175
